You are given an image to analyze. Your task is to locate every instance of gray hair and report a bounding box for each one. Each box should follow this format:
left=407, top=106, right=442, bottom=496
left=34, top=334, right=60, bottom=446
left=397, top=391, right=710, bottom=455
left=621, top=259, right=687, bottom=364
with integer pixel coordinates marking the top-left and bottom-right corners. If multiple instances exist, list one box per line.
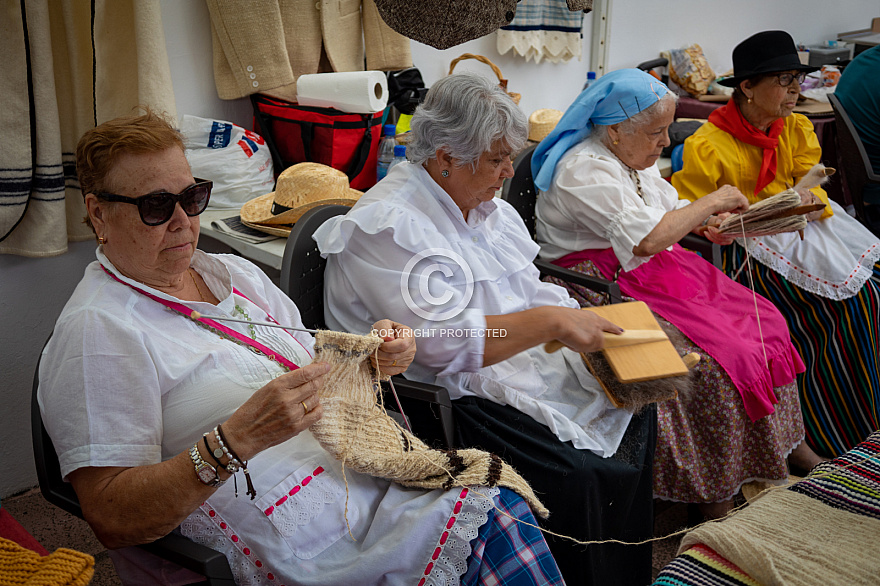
left=592, top=91, right=678, bottom=144
left=408, top=73, right=528, bottom=169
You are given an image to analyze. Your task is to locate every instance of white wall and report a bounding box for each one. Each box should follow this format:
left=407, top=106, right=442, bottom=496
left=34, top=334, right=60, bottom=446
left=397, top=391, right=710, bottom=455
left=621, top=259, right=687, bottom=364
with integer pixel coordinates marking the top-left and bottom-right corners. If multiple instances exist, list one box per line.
left=2, top=0, right=878, bottom=499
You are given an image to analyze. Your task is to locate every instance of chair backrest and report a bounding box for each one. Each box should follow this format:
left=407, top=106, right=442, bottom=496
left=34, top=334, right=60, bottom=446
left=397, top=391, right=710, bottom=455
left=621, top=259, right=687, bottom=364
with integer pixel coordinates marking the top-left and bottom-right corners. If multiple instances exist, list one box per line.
left=501, top=144, right=539, bottom=238
left=280, top=205, right=352, bottom=330
left=32, top=339, right=235, bottom=584
left=31, top=339, right=83, bottom=519
left=829, top=92, right=880, bottom=234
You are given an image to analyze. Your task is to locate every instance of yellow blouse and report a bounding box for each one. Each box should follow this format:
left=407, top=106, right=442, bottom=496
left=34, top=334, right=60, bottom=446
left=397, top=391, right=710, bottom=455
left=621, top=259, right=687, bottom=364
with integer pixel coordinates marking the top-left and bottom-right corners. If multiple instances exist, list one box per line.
left=672, top=113, right=833, bottom=219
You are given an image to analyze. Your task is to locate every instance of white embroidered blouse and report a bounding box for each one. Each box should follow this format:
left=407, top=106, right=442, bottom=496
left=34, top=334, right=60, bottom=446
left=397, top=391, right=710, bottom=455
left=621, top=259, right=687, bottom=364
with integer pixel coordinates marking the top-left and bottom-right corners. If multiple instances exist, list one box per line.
left=38, top=248, right=495, bottom=586
left=315, top=162, right=632, bottom=458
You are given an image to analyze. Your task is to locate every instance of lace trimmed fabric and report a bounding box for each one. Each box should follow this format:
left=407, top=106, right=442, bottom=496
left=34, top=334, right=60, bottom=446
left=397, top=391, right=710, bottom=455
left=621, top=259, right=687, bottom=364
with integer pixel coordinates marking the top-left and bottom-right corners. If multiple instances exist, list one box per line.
left=308, top=330, right=549, bottom=519
left=182, top=486, right=499, bottom=586
left=497, top=0, right=585, bottom=64
left=734, top=200, right=880, bottom=301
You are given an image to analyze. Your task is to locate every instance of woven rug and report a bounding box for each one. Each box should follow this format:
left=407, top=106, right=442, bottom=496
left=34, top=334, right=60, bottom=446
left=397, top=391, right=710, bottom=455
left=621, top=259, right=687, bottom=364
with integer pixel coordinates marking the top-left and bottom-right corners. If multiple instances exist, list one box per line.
left=654, top=430, right=880, bottom=585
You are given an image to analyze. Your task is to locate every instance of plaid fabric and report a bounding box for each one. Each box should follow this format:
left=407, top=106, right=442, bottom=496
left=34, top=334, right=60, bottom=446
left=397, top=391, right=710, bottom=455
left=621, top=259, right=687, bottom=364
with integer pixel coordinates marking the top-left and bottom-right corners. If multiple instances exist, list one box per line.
left=461, top=488, right=564, bottom=586
left=500, top=0, right=583, bottom=32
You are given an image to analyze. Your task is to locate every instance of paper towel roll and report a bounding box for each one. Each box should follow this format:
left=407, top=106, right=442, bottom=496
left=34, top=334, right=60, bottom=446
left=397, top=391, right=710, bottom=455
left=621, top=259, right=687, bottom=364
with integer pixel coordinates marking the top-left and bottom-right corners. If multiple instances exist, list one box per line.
left=296, top=71, right=388, bottom=114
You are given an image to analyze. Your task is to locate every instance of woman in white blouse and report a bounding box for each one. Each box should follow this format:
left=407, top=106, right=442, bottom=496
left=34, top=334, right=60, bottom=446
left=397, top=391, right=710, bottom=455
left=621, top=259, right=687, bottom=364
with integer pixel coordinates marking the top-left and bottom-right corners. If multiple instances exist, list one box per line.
left=38, top=109, right=564, bottom=586
left=315, top=72, right=658, bottom=585
left=533, top=68, right=824, bottom=520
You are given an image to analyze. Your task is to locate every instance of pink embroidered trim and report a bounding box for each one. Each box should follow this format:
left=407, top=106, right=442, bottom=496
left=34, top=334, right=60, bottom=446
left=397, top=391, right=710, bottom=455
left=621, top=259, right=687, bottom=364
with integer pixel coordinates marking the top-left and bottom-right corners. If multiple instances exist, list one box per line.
left=418, top=488, right=469, bottom=586
left=201, top=502, right=285, bottom=584
left=753, top=240, right=880, bottom=289
left=263, top=466, right=325, bottom=516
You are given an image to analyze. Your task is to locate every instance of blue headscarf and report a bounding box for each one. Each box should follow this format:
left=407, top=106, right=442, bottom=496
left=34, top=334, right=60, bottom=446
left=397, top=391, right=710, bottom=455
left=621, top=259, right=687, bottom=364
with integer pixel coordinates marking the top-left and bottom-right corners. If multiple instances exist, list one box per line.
left=531, top=69, right=670, bottom=192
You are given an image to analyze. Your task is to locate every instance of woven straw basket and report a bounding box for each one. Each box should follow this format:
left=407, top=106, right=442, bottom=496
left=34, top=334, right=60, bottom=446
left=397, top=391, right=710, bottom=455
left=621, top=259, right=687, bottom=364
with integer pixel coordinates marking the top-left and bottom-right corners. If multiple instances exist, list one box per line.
left=449, top=53, right=521, bottom=105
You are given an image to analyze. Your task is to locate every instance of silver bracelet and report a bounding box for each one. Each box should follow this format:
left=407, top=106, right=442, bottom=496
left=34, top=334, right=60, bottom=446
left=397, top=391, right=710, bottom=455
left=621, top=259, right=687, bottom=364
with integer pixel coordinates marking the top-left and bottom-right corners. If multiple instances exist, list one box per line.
left=213, top=426, right=242, bottom=473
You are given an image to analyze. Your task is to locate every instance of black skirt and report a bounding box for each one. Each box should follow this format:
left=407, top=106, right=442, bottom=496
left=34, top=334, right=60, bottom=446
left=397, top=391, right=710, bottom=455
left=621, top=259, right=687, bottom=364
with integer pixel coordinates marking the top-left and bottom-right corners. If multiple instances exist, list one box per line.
left=452, top=396, right=657, bottom=586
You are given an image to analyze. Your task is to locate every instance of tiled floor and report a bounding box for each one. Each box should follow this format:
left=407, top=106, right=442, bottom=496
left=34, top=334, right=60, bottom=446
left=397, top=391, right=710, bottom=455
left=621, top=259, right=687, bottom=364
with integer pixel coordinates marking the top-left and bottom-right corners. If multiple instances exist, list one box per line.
left=3, top=487, right=689, bottom=585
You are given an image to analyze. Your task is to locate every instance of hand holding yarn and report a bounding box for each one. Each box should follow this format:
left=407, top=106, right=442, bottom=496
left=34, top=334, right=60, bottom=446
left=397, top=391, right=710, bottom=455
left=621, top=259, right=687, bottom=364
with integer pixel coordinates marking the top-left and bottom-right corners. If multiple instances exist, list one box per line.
left=370, top=320, right=416, bottom=376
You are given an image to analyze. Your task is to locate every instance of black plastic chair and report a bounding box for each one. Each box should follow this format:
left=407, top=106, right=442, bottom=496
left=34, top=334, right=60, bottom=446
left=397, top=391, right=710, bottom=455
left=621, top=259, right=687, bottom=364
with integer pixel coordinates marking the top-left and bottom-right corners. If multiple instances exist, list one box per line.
left=507, top=145, right=722, bottom=275
left=280, top=205, right=456, bottom=449
left=31, top=340, right=236, bottom=585
left=829, top=92, right=880, bottom=237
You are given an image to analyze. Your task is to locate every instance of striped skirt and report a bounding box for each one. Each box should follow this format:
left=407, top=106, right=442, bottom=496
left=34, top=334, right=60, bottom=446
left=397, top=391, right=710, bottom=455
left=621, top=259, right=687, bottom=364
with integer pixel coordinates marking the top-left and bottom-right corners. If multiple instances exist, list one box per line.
left=722, top=244, right=880, bottom=457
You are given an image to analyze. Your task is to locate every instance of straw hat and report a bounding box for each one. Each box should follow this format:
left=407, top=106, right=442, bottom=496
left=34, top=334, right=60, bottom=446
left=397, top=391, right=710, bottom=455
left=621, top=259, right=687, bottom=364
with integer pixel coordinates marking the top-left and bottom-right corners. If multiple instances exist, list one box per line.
left=240, top=163, right=362, bottom=237
left=528, top=109, right=564, bottom=143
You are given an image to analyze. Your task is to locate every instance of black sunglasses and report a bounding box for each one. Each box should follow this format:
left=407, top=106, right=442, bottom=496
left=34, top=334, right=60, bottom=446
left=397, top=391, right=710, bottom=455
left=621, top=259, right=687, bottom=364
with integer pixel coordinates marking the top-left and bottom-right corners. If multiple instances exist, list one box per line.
left=97, top=179, right=212, bottom=226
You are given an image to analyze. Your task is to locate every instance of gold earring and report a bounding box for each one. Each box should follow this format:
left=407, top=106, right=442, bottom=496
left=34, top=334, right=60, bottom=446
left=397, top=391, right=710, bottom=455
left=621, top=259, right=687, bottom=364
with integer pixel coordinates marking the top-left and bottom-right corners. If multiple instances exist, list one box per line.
left=97, top=236, right=107, bottom=245
left=612, top=140, right=619, bottom=145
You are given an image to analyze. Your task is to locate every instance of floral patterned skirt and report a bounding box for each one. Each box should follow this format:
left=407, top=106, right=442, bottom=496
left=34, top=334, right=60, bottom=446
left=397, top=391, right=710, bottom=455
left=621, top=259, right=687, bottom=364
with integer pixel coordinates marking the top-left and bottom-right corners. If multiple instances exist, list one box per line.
left=545, top=260, right=806, bottom=503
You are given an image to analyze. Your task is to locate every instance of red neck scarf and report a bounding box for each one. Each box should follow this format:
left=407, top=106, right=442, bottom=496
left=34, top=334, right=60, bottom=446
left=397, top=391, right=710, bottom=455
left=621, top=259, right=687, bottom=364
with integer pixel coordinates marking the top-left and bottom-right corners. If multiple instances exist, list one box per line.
left=708, top=100, right=785, bottom=195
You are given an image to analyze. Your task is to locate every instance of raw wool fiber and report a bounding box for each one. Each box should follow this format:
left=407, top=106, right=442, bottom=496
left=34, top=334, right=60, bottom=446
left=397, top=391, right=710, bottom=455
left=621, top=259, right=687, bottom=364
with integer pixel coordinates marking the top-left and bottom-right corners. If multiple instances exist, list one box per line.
left=718, top=189, right=806, bottom=237
left=582, top=318, right=694, bottom=413
left=0, top=537, right=94, bottom=586
left=309, top=330, right=549, bottom=518
left=718, top=164, right=835, bottom=238
left=679, top=488, right=880, bottom=586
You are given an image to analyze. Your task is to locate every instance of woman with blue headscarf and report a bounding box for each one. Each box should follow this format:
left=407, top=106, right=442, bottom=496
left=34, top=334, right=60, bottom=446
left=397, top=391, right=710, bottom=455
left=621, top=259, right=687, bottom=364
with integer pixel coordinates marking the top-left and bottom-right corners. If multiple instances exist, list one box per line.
left=533, top=69, right=824, bottom=518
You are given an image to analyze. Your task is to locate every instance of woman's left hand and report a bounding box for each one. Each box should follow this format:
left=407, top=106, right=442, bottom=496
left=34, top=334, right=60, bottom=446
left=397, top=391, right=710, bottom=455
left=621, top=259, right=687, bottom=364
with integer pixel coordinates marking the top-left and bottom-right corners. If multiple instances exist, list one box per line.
left=701, top=213, right=738, bottom=245
left=371, top=320, right=416, bottom=376
left=797, top=189, right=827, bottom=222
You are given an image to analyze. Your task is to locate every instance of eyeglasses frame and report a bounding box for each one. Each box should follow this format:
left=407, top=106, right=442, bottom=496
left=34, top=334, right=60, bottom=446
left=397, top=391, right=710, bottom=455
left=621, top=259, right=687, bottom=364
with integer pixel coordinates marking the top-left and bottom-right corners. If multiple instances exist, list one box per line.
left=770, top=71, right=807, bottom=87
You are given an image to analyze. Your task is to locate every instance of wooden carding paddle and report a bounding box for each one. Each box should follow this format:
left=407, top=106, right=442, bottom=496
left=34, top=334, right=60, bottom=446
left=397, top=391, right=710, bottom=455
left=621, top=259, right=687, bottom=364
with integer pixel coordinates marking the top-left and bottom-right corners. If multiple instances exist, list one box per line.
left=546, top=301, right=689, bottom=384
left=544, top=329, right=669, bottom=353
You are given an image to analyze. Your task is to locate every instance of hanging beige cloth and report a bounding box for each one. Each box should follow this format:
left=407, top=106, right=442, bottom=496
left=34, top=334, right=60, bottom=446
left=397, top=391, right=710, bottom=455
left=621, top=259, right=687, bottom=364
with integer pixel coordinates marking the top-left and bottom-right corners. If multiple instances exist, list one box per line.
left=206, top=0, right=412, bottom=101
left=0, top=0, right=176, bottom=257
left=309, top=330, right=550, bottom=519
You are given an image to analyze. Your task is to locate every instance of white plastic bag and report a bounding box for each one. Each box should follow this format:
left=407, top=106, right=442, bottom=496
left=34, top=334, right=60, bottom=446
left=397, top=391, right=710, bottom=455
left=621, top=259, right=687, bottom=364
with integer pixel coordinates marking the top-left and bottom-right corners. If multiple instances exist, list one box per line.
left=181, top=115, right=274, bottom=210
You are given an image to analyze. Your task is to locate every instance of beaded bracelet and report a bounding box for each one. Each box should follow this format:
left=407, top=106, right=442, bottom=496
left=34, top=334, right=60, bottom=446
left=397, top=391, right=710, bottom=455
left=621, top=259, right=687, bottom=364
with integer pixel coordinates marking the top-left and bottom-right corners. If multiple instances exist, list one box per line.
left=216, top=424, right=256, bottom=500
left=211, top=427, right=241, bottom=473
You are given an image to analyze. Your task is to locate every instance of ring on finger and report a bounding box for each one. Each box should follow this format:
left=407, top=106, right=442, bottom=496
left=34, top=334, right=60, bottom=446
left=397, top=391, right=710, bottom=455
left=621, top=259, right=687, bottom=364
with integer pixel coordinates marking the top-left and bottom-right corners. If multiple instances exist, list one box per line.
left=392, top=360, right=398, bottom=366
left=301, top=401, right=309, bottom=416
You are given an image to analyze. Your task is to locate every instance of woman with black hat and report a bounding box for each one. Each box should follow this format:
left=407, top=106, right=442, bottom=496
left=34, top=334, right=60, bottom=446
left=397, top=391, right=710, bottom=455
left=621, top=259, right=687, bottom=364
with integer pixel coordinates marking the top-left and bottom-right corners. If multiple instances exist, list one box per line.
left=673, top=30, right=880, bottom=460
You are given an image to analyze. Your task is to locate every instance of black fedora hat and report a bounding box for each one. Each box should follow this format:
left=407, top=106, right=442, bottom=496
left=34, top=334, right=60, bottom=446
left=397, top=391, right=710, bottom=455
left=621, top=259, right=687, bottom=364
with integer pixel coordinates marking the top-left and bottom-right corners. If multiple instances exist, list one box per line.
left=718, top=30, right=819, bottom=88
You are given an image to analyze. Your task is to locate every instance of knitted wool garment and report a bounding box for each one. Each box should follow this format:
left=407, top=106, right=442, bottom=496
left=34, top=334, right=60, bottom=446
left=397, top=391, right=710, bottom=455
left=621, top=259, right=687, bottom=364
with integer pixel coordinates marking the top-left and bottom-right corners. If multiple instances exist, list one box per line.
left=309, top=330, right=549, bottom=519
left=0, top=537, right=94, bottom=586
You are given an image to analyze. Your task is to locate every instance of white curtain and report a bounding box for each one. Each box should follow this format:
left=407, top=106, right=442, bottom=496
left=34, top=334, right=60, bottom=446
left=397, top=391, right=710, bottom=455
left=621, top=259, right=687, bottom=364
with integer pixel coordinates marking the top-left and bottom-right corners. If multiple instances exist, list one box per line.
left=0, top=0, right=177, bottom=257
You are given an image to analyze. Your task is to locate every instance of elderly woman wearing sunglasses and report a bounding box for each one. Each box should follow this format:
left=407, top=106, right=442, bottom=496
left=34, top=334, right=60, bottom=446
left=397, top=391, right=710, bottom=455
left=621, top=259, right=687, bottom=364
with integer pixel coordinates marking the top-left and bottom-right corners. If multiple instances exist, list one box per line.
left=38, top=109, right=564, bottom=585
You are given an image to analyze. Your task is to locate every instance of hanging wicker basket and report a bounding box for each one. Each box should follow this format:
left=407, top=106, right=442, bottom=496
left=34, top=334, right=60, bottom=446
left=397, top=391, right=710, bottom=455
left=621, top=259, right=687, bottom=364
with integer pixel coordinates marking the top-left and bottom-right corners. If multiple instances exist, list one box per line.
left=449, top=53, right=521, bottom=105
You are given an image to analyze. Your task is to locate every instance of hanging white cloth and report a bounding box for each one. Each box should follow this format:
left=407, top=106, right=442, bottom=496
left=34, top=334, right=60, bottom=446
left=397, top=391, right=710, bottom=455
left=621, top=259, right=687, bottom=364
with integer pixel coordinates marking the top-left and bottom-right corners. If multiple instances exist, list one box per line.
left=496, top=0, right=585, bottom=64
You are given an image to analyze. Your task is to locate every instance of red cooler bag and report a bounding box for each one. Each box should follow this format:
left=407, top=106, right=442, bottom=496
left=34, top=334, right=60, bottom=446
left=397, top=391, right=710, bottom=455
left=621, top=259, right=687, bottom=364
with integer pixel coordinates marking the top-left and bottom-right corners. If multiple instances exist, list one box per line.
left=251, top=93, right=382, bottom=190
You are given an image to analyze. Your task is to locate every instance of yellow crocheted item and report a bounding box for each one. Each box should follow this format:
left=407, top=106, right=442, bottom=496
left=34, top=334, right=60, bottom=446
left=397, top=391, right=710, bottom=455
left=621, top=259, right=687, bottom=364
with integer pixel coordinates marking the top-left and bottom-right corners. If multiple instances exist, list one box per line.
left=0, top=537, right=94, bottom=586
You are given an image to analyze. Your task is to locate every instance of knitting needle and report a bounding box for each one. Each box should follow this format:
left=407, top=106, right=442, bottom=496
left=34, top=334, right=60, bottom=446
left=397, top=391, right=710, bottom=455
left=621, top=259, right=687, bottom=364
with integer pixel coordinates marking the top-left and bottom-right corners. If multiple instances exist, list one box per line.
left=189, top=311, right=319, bottom=334
left=192, top=310, right=413, bottom=431
left=544, top=329, right=669, bottom=353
